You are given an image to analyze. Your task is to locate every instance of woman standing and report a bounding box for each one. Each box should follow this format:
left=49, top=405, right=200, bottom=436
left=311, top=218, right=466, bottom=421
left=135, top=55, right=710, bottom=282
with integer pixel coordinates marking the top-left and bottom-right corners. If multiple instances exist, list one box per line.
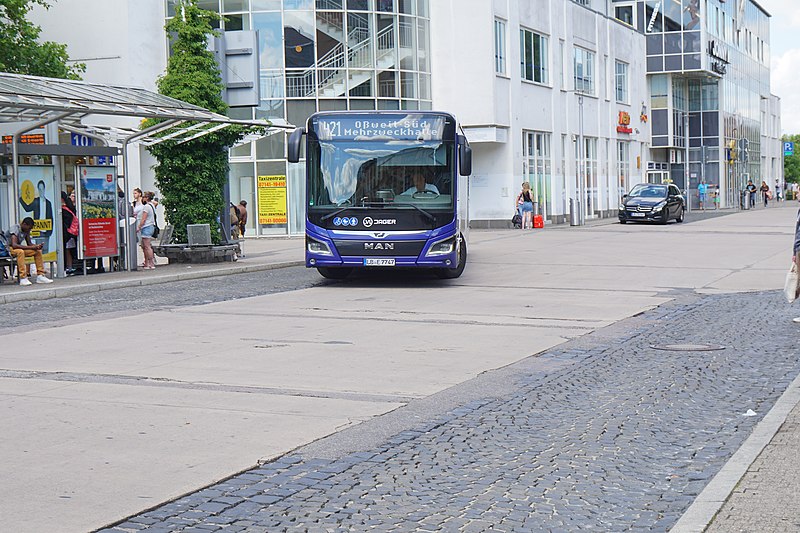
left=135, top=191, right=157, bottom=270
left=60, top=191, right=79, bottom=274
left=516, top=182, right=535, bottom=230
left=760, top=181, right=770, bottom=208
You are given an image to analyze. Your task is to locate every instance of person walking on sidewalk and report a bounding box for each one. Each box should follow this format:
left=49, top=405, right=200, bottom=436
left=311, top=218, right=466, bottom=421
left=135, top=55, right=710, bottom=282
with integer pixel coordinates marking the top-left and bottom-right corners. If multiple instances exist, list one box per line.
left=746, top=180, right=757, bottom=208
left=760, top=181, right=770, bottom=208
left=135, top=192, right=157, bottom=270
left=9, top=217, right=53, bottom=286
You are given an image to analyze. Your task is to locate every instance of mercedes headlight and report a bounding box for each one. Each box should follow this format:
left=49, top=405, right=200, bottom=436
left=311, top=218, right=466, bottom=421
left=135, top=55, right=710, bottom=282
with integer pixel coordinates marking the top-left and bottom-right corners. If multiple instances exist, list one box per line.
left=652, top=201, right=667, bottom=212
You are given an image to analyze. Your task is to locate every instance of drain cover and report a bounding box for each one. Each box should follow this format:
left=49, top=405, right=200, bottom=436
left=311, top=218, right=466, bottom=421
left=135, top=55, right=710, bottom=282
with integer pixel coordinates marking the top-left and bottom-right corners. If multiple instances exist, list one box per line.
left=650, top=344, right=726, bottom=352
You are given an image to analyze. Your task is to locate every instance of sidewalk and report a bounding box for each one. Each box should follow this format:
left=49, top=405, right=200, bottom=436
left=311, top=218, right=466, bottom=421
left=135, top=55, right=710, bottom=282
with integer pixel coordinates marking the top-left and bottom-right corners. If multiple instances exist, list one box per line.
left=0, top=237, right=304, bottom=304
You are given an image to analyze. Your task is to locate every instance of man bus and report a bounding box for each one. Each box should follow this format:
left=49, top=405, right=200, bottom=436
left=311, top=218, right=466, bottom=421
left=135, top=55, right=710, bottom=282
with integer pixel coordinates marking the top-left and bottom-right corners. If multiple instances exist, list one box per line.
left=287, top=111, right=472, bottom=279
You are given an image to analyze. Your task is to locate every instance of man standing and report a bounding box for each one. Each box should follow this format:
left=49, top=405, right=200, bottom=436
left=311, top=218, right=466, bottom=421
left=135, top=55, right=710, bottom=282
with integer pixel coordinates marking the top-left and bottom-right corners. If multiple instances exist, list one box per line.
left=238, top=200, right=248, bottom=237
left=698, top=180, right=708, bottom=211
left=9, top=217, right=53, bottom=286
left=746, top=180, right=757, bottom=208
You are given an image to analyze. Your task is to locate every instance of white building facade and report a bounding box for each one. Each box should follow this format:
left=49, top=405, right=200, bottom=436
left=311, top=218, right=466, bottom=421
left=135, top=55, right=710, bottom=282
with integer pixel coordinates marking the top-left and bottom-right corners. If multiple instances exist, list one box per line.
left=431, top=0, right=650, bottom=226
left=25, top=0, right=780, bottom=233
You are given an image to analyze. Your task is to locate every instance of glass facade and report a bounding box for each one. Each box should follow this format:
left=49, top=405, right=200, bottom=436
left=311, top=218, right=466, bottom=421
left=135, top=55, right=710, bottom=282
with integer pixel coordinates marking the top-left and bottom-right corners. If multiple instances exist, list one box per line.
left=167, top=0, right=432, bottom=235
left=615, top=0, right=771, bottom=206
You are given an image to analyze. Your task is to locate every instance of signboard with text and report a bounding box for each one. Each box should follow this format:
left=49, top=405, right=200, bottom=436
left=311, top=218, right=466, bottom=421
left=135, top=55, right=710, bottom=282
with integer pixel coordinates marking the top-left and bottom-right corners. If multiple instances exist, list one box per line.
left=77, top=165, right=118, bottom=258
left=18, top=165, right=57, bottom=262
left=257, top=175, right=287, bottom=225
left=785, top=141, right=794, bottom=157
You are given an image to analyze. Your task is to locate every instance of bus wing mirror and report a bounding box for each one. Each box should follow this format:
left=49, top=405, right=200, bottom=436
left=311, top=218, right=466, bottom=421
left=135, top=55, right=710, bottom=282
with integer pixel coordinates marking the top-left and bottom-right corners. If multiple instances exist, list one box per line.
left=458, top=135, right=472, bottom=176
left=287, top=127, right=305, bottom=163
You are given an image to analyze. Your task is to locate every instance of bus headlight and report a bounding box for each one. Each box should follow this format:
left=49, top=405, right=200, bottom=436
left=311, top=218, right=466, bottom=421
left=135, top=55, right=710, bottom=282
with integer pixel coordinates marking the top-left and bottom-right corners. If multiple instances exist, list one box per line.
left=426, top=236, right=456, bottom=257
left=307, top=236, right=333, bottom=256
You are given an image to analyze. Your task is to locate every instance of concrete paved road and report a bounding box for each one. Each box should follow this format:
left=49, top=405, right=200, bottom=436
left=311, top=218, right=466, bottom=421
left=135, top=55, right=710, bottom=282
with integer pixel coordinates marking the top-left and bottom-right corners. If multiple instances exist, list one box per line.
left=0, top=205, right=795, bottom=532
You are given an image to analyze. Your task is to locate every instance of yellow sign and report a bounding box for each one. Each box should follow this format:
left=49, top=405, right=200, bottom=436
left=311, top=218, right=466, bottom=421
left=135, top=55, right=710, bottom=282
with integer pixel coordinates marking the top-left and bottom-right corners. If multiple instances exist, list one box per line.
left=257, top=175, right=287, bottom=225
left=20, top=180, right=36, bottom=205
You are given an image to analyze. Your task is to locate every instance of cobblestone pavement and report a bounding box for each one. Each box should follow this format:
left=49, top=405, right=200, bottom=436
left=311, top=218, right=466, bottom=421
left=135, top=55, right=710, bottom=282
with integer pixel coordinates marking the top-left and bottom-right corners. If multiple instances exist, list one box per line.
left=100, top=290, right=800, bottom=532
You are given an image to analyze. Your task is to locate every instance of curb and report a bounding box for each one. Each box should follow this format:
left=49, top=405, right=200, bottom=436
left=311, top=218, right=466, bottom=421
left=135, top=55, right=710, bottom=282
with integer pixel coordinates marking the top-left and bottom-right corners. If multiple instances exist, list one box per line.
left=0, top=260, right=304, bottom=305
left=669, top=370, right=800, bottom=532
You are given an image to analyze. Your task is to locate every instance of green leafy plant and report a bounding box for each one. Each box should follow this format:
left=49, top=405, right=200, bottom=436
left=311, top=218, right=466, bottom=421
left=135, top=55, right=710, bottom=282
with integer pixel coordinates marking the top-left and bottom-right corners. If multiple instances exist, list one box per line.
left=146, top=0, right=250, bottom=244
left=782, top=134, right=800, bottom=185
left=0, top=0, right=85, bottom=79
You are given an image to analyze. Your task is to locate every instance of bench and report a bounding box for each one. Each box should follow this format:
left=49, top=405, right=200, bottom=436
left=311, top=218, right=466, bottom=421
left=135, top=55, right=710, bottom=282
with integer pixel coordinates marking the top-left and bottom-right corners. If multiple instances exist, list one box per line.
left=0, top=255, right=15, bottom=284
left=152, top=224, right=240, bottom=263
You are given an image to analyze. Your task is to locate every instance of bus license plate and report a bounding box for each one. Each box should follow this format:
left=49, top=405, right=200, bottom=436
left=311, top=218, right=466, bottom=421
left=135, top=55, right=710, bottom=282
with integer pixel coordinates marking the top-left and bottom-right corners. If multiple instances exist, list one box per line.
left=364, top=258, right=395, bottom=266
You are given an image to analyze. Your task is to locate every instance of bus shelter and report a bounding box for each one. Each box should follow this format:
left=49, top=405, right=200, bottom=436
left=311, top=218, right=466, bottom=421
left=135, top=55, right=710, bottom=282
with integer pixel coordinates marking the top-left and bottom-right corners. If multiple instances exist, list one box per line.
left=0, top=72, right=292, bottom=276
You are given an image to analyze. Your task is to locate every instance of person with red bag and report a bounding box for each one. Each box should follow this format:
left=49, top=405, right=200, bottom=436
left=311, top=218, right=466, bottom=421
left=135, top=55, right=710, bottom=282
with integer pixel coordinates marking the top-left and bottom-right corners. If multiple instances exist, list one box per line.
left=61, top=191, right=80, bottom=274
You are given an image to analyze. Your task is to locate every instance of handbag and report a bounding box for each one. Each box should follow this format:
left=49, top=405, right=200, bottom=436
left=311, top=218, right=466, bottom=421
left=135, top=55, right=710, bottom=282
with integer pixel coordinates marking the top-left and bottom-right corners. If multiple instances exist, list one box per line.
left=64, top=206, right=79, bottom=236
left=785, top=262, right=800, bottom=304
left=150, top=205, right=160, bottom=239
left=511, top=212, right=522, bottom=228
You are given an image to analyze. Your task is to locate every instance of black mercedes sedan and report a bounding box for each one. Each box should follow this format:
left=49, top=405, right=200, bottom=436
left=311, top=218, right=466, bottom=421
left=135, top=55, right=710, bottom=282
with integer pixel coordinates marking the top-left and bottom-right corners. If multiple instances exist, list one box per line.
left=618, top=183, right=685, bottom=224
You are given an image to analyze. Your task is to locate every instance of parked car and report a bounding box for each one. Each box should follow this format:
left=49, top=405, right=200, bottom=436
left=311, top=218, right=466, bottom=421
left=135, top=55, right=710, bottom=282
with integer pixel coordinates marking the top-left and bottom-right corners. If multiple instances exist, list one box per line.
left=618, top=183, right=685, bottom=224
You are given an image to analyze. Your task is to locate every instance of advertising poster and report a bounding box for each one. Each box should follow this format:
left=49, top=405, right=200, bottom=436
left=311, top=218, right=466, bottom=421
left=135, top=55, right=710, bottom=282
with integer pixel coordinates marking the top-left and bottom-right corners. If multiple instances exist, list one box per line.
left=18, top=165, right=57, bottom=262
left=257, top=175, right=287, bottom=224
left=77, top=166, right=118, bottom=258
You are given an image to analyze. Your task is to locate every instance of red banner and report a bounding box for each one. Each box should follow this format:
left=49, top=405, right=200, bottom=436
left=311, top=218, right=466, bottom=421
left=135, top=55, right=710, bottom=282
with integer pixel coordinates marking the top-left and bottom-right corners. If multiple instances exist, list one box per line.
left=82, top=218, right=118, bottom=258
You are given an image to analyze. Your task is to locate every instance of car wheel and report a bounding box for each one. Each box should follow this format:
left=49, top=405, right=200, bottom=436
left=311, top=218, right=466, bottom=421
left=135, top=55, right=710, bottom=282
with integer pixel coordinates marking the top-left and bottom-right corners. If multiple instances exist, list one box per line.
left=659, top=211, right=669, bottom=225
left=676, top=208, right=685, bottom=223
left=317, top=267, right=352, bottom=279
left=619, top=219, right=627, bottom=224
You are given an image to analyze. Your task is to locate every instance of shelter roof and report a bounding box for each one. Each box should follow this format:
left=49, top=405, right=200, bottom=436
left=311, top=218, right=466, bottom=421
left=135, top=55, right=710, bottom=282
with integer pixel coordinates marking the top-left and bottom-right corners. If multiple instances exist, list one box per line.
left=0, top=72, right=292, bottom=145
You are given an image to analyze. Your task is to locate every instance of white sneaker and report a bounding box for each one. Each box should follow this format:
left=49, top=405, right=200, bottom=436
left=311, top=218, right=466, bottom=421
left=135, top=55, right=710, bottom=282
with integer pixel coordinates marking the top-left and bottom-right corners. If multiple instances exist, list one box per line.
left=19, top=277, right=32, bottom=286
left=35, top=275, right=53, bottom=284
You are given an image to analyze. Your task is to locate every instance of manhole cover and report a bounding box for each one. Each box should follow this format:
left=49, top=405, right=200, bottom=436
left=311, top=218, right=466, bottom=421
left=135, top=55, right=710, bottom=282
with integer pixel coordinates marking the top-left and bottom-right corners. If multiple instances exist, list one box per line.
left=650, top=344, right=726, bottom=352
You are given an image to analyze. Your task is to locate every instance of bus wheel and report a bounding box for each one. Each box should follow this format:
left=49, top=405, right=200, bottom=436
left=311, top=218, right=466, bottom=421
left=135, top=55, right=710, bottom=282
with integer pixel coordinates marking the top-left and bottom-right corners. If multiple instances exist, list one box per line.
left=436, top=237, right=467, bottom=279
left=317, top=267, right=352, bottom=279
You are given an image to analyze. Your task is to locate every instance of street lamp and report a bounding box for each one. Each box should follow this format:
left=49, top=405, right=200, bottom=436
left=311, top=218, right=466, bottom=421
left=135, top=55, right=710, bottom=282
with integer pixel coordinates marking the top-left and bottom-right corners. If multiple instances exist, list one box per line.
left=577, top=93, right=585, bottom=226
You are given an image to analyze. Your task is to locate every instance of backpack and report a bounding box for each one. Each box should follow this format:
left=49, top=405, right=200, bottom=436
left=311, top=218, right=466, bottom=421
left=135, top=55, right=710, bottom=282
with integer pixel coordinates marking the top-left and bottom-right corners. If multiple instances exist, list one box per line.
left=230, top=203, right=240, bottom=225
left=0, top=230, right=10, bottom=257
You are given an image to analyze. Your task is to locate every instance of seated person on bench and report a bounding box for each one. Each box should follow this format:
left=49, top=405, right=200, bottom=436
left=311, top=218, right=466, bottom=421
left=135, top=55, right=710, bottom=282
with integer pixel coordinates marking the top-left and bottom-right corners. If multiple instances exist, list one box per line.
left=401, top=169, right=439, bottom=195
left=9, top=217, right=53, bottom=286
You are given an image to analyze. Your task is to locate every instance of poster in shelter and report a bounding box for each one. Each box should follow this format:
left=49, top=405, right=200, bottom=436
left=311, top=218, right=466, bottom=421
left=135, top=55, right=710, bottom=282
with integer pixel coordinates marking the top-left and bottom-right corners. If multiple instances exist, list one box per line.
left=18, top=165, right=57, bottom=262
left=257, top=175, right=287, bottom=224
left=77, top=166, right=118, bottom=258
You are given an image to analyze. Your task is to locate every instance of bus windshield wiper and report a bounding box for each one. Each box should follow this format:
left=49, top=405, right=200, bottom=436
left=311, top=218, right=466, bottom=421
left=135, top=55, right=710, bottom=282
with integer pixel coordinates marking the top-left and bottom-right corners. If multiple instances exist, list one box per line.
left=361, top=201, right=436, bottom=223
left=320, top=205, right=368, bottom=222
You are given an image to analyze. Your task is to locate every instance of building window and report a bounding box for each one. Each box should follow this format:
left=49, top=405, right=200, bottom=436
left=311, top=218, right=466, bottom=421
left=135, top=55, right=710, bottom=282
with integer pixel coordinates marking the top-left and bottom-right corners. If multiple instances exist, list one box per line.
left=617, top=141, right=630, bottom=200
left=494, top=19, right=507, bottom=75
left=615, top=4, right=634, bottom=26
left=523, top=131, right=552, bottom=219
left=520, top=28, right=548, bottom=84
left=615, top=61, right=628, bottom=103
left=573, top=47, right=595, bottom=95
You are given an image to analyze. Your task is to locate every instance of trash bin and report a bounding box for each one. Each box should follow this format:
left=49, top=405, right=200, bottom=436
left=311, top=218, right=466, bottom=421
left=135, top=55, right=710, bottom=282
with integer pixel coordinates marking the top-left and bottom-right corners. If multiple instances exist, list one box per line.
left=740, top=190, right=750, bottom=210
left=569, top=198, right=581, bottom=226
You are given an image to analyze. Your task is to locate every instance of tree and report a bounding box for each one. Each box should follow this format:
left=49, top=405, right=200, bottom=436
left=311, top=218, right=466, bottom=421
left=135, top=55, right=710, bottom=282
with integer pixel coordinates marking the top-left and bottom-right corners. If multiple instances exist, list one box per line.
left=0, top=0, right=84, bottom=79
left=782, top=134, right=800, bottom=184
left=146, top=0, right=248, bottom=244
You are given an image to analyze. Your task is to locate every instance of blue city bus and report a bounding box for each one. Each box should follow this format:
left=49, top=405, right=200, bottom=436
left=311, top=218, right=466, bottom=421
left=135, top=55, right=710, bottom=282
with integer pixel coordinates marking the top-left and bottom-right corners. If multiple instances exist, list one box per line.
left=287, top=111, right=472, bottom=279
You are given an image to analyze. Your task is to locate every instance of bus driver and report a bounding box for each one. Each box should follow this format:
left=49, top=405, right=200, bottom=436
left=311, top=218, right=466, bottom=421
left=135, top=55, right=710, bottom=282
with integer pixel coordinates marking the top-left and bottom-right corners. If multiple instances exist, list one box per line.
left=401, top=169, right=439, bottom=195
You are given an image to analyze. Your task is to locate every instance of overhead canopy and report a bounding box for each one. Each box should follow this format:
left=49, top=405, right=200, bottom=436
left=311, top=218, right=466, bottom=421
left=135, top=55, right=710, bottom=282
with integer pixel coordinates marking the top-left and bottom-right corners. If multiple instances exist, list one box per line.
left=0, top=72, right=293, bottom=145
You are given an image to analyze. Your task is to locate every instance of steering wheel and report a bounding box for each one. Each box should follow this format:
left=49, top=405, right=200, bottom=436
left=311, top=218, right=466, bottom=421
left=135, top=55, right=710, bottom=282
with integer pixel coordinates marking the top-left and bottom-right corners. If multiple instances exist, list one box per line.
left=412, top=190, right=440, bottom=199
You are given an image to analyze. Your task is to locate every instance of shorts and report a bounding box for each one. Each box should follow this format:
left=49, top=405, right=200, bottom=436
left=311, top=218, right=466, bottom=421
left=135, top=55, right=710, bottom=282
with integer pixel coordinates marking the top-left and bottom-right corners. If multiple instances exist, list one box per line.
left=139, top=225, right=155, bottom=239
left=699, top=193, right=707, bottom=201
left=520, top=201, right=534, bottom=213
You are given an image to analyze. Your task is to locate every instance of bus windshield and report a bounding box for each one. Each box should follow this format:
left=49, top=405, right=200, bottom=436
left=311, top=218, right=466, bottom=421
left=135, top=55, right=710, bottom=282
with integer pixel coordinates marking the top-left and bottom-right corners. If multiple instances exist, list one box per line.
left=308, top=138, right=455, bottom=210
